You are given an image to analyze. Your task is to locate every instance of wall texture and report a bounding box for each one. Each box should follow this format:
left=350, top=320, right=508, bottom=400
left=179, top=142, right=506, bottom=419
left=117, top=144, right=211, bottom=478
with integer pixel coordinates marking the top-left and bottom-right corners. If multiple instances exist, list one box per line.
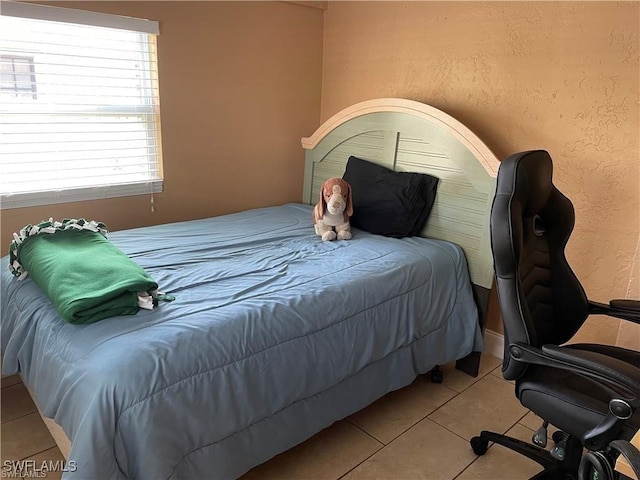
left=321, top=1, right=639, bottom=340
left=1, top=1, right=324, bottom=251
left=2, top=1, right=638, bottom=345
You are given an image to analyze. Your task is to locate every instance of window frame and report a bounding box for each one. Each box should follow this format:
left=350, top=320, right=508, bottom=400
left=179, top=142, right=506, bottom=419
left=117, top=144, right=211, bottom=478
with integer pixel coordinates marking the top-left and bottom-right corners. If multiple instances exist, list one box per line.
left=0, top=54, right=37, bottom=99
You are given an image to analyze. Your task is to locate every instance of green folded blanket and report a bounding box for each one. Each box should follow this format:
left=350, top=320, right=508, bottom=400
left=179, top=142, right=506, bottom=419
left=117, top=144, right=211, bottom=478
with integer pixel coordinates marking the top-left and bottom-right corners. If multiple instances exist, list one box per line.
left=9, top=219, right=160, bottom=325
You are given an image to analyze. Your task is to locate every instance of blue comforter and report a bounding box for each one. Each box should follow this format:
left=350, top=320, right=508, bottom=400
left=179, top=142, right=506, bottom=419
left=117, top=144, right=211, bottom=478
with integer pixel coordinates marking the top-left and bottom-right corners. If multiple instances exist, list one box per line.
left=1, top=204, right=482, bottom=479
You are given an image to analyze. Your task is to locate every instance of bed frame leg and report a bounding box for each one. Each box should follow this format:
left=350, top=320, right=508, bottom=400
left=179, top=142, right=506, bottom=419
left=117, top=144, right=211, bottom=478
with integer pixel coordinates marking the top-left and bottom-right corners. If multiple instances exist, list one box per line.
left=455, top=351, right=481, bottom=377
left=428, top=365, right=443, bottom=383
left=455, top=284, right=493, bottom=378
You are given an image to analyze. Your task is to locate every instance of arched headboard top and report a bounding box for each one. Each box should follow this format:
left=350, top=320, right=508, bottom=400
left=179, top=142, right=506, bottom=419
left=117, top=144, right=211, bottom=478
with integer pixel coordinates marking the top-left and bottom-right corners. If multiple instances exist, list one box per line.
left=301, top=98, right=500, bottom=290
left=302, top=98, right=499, bottom=178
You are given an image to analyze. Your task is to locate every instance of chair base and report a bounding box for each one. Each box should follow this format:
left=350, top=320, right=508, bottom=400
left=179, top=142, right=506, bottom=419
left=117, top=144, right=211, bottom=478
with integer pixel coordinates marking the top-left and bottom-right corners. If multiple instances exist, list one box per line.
left=471, top=430, right=583, bottom=480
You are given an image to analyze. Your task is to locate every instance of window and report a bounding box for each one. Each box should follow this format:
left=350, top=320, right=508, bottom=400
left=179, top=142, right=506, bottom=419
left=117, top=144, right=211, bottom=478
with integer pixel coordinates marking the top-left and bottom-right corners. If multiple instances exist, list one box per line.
left=0, top=1, right=163, bottom=209
left=1, top=55, right=37, bottom=99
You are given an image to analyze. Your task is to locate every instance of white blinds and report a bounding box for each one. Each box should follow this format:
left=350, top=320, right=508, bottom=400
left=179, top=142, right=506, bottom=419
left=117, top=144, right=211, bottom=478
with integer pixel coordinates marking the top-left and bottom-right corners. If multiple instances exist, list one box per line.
left=0, top=1, right=162, bottom=208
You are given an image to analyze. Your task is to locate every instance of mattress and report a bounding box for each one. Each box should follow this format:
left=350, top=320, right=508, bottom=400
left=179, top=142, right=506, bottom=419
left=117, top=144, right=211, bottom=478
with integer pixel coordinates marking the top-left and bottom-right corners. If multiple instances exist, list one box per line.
left=1, top=203, right=483, bottom=479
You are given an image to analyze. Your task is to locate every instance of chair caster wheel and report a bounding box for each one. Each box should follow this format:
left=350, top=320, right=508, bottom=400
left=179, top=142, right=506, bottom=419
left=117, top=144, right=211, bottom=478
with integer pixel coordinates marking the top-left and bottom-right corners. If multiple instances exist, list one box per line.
left=471, top=436, right=489, bottom=456
left=430, top=367, right=443, bottom=383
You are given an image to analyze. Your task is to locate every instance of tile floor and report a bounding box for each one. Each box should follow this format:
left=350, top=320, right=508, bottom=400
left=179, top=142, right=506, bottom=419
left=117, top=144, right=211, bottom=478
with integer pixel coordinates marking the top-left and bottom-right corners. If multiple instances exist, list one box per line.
left=2, top=355, right=550, bottom=479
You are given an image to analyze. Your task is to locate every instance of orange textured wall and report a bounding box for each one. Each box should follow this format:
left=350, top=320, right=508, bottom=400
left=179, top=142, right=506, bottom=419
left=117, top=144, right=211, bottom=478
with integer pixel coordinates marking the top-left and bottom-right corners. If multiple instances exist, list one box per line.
left=1, top=1, right=324, bottom=251
left=2, top=1, right=637, bottom=345
left=321, top=1, right=639, bottom=341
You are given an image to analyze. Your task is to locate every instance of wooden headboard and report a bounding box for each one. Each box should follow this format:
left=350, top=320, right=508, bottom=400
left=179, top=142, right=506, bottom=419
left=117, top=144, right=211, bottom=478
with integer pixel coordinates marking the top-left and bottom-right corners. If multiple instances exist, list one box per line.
left=301, top=98, right=500, bottom=291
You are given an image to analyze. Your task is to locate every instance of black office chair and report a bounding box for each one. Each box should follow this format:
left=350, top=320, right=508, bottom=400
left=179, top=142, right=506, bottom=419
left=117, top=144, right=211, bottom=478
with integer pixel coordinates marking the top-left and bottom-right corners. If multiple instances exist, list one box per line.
left=471, top=150, right=640, bottom=479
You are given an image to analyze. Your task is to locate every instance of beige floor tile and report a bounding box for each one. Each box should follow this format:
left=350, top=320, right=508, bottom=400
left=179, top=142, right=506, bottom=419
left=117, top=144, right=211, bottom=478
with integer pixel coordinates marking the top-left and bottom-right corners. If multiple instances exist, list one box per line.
left=241, top=420, right=382, bottom=480
left=490, top=363, right=505, bottom=378
left=347, top=377, right=457, bottom=444
left=457, top=423, right=545, bottom=479
left=428, top=373, right=528, bottom=441
left=1, top=412, right=56, bottom=462
left=440, top=354, right=502, bottom=393
left=1, top=375, right=22, bottom=389
left=342, top=417, right=477, bottom=480
left=1, top=383, right=37, bottom=423
left=518, top=411, right=541, bottom=434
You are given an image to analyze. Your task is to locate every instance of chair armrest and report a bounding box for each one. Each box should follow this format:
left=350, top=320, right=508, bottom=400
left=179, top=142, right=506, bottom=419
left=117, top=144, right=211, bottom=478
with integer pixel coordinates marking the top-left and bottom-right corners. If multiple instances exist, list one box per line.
left=542, top=345, right=640, bottom=399
left=509, top=342, right=640, bottom=403
left=590, top=299, right=640, bottom=324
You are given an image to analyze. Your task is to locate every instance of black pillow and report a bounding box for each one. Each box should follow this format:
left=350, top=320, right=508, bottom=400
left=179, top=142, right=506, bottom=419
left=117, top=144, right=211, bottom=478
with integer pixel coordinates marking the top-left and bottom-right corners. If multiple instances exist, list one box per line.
left=342, top=156, right=439, bottom=238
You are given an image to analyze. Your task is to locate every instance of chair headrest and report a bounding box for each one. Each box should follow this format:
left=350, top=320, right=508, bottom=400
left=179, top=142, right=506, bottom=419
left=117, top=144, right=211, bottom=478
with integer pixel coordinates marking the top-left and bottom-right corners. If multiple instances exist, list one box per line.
left=496, top=150, right=553, bottom=217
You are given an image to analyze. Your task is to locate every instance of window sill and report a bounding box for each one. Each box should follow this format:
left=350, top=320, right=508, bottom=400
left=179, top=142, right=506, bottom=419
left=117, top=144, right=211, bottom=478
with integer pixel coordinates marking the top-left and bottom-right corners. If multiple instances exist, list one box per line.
left=0, top=180, right=163, bottom=209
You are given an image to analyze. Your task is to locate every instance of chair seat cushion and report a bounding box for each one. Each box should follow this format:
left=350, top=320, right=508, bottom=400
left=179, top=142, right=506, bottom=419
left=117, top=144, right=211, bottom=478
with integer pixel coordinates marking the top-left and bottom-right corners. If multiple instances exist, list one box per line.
left=516, top=343, right=640, bottom=442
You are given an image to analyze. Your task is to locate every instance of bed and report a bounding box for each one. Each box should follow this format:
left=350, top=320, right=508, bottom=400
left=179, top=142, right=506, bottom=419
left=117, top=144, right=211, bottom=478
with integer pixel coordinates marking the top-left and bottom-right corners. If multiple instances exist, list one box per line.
left=1, top=98, right=499, bottom=479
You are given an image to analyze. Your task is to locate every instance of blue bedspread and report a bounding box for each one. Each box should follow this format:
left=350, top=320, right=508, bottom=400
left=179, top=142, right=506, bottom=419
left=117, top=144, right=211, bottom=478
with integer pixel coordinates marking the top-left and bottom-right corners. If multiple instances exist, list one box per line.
left=1, top=204, right=483, bottom=479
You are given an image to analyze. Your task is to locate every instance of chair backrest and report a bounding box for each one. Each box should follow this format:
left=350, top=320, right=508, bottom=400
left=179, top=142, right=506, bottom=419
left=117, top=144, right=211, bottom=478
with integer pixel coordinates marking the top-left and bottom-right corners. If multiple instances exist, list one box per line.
left=491, top=150, right=590, bottom=380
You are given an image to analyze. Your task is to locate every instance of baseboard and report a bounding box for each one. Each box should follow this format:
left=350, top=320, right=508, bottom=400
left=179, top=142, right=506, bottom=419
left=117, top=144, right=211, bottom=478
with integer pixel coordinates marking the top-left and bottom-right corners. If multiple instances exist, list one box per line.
left=484, top=329, right=504, bottom=360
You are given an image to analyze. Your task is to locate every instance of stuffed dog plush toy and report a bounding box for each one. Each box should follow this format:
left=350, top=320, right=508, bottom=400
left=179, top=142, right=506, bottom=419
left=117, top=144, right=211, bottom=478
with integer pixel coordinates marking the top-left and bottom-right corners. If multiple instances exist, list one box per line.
left=313, top=178, right=353, bottom=241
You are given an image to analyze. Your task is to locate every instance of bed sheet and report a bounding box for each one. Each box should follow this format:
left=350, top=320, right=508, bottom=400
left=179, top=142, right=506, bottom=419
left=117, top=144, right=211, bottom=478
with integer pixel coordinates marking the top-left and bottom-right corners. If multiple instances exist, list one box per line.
left=1, top=203, right=483, bottom=479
